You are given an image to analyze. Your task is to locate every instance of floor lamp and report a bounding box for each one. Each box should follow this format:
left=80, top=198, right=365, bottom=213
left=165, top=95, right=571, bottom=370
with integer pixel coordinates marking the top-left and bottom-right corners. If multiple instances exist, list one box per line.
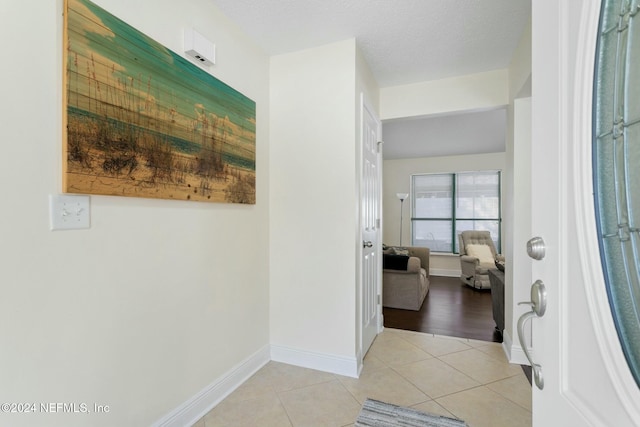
left=396, top=193, right=409, bottom=246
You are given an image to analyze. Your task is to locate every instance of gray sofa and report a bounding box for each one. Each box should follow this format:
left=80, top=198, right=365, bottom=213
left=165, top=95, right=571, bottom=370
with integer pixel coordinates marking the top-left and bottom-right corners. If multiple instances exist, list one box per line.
left=382, top=246, right=430, bottom=311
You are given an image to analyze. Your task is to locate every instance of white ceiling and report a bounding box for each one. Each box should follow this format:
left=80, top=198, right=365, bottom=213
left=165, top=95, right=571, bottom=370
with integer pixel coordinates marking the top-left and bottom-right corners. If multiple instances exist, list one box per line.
left=382, top=108, right=507, bottom=160
left=210, top=0, right=530, bottom=158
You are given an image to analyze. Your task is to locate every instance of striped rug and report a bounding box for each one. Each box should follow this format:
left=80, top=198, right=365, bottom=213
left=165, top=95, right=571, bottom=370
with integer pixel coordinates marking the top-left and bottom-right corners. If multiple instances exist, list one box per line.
left=355, top=398, right=468, bottom=427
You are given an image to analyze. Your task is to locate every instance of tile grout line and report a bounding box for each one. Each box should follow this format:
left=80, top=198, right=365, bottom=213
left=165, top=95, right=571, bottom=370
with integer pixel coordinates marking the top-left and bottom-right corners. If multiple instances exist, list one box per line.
left=434, top=348, right=524, bottom=386
left=389, top=357, right=484, bottom=403
left=374, top=336, right=488, bottom=417
left=274, top=389, right=296, bottom=427
left=483, top=376, right=533, bottom=413
left=202, top=330, right=530, bottom=426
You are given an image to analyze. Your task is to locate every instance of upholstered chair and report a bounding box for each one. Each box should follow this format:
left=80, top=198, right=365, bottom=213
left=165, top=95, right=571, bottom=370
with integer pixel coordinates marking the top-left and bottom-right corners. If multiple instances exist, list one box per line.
left=382, top=246, right=430, bottom=310
left=458, top=230, right=504, bottom=289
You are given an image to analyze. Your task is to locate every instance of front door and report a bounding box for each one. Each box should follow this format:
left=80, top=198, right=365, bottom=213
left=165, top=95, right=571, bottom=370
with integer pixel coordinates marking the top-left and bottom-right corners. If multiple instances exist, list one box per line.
left=360, top=95, right=382, bottom=360
left=531, top=0, right=640, bottom=424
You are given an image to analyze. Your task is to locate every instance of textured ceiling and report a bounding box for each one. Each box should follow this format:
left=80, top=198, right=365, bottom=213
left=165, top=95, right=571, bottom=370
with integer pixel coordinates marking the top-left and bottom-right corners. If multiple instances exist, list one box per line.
left=210, top=0, right=531, bottom=87
left=210, top=0, right=529, bottom=158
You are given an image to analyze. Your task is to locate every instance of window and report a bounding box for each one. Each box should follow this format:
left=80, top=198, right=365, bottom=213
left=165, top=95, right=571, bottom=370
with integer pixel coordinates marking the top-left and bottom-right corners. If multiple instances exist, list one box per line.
left=411, top=171, right=501, bottom=253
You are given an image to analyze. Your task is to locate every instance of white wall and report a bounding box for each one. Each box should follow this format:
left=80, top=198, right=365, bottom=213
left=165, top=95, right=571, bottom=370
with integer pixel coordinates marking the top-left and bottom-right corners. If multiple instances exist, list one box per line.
left=383, top=153, right=506, bottom=276
left=0, top=1, right=270, bottom=426
left=509, top=19, right=533, bottom=100
left=356, top=48, right=381, bottom=112
left=503, top=18, right=533, bottom=364
left=379, top=70, right=509, bottom=121
left=503, top=97, right=532, bottom=363
left=269, top=39, right=362, bottom=375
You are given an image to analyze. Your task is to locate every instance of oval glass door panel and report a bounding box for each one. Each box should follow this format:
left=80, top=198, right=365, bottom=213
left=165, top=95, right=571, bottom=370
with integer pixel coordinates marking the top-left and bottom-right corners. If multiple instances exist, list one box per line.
left=593, top=0, right=640, bottom=387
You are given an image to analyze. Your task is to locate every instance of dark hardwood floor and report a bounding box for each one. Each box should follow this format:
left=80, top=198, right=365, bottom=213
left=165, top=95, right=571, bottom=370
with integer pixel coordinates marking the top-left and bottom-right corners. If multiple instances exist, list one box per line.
left=383, top=275, right=502, bottom=343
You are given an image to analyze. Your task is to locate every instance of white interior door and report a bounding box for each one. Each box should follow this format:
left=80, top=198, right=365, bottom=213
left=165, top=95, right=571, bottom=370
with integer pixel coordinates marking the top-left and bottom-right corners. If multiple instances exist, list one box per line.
left=530, top=0, right=640, bottom=425
left=360, top=95, right=382, bottom=359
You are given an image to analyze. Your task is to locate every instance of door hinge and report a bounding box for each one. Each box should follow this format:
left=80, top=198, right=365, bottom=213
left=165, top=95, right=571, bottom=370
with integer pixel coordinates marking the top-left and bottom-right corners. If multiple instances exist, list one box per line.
left=378, top=294, right=381, bottom=304
left=377, top=140, right=384, bottom=153
left=376, top=218, right=381, bottom=229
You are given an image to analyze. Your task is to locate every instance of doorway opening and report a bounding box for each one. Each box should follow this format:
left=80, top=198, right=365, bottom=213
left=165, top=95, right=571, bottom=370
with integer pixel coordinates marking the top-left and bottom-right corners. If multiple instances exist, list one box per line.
left=380, top=109, right=508, bottom=344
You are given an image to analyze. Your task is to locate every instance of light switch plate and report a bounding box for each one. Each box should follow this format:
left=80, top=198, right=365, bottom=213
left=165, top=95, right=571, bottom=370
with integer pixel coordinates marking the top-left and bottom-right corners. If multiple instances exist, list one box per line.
left=49, top=194, right=90, bottom=230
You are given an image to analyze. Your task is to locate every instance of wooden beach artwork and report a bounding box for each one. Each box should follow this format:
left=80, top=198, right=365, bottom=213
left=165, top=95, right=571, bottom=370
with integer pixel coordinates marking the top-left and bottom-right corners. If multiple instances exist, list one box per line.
left=63, top=0, right=256, bottom=203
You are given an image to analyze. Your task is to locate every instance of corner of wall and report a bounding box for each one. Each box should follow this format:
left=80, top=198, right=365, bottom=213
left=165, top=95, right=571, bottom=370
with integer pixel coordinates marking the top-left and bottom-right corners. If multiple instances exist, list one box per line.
left=502, top=329, right=531, bottom=366
left=509, top=16, right=532, bottom=100
left=152, top=346, right=271, bottom=427
left=269, top=39, right=361, bottom=365
left=270, top=344, right=359, bottom=378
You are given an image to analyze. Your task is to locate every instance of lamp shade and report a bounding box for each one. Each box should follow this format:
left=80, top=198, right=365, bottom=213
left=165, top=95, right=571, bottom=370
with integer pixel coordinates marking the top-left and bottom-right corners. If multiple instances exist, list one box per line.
left=396, top=193, right=409, bottom=201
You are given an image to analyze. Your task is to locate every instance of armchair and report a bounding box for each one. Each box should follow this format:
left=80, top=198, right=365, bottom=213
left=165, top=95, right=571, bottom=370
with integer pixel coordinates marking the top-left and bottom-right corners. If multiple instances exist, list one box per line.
left=458, top=230, right=504, bottom=289
left=382, top=246, right=430, bottom=310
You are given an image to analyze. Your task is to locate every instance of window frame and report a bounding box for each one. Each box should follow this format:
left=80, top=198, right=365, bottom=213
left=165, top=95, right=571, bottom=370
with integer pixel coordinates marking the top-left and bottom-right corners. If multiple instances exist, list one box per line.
left=410, top=170, right=502, bottom=254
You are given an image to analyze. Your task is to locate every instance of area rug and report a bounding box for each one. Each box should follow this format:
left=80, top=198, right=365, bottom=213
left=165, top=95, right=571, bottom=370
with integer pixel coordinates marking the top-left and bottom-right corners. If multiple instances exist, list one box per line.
left=355, top=398, right=468, bottom=427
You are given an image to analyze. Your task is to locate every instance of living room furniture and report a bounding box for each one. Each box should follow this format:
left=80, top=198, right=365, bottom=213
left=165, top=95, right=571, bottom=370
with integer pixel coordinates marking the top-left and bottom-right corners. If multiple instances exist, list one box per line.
left=488, top=268, right=505, bottom=334
left=458, top=230, right=505, bottom=289
left=382, top=246, right=430, bottom=311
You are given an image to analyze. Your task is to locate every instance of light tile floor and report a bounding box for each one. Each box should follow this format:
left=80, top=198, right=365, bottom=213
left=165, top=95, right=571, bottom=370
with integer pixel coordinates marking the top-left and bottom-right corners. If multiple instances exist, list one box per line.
left=194, top=329, right=532, bottom=427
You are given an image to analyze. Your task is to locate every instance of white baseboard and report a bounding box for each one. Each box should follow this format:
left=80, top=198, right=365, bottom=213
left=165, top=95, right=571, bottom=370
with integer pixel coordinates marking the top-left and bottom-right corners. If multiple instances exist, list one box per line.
left=502, top=330, right=531, bottom=366
left=151, top=345, right=271, bottom=427
left=430, top=269, right=460, bottom=278
left=152, top=344, right=360, bottom=426
left=270, top=344, right=359, bottom=378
